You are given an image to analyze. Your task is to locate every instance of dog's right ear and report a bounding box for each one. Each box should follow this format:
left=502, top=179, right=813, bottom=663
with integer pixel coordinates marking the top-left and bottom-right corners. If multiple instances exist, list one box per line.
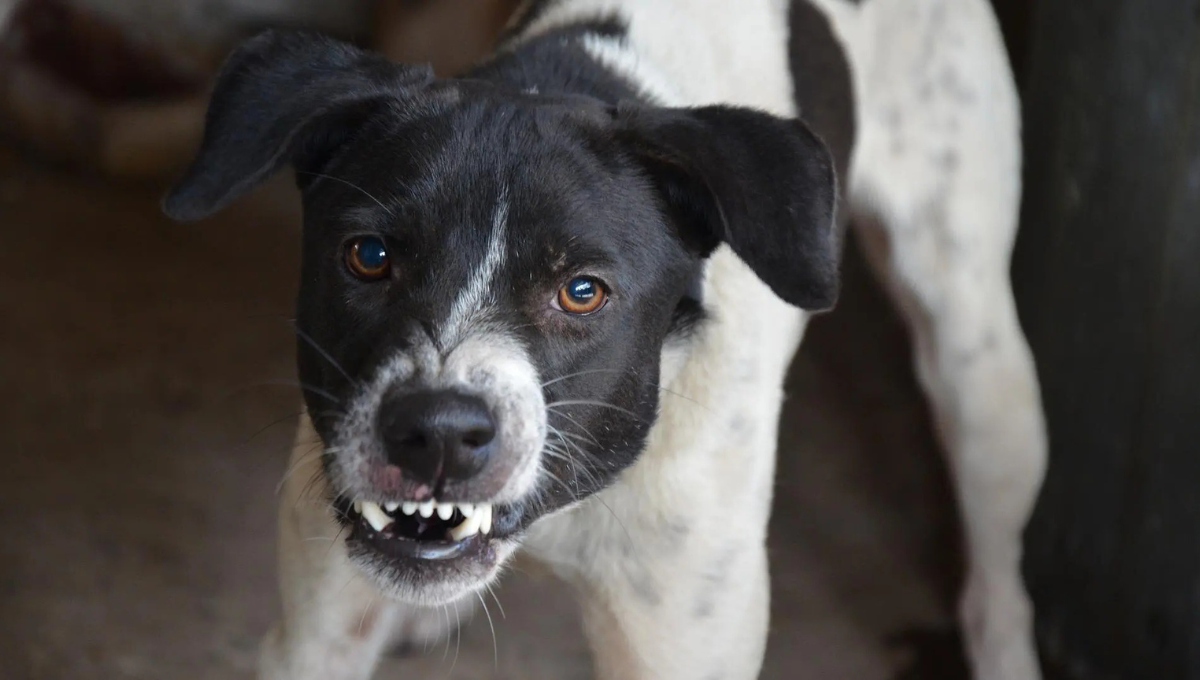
left=163, top=30, right=433, bottom=222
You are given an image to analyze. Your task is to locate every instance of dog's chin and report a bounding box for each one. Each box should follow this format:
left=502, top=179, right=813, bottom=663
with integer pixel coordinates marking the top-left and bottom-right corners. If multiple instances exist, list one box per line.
left=338, top=498, right=523, bottom=606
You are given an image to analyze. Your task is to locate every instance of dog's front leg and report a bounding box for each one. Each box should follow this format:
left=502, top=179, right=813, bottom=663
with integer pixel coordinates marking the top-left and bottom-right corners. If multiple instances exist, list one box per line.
left=528, top=447, right=775, bottom=680
left=578, top=542, right=770, bottom=680
left=260, top=414, right=463, bottom=680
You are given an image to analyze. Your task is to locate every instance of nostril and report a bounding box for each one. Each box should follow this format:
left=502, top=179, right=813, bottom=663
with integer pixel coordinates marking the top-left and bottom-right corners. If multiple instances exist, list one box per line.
left=399, top=432, right=428, bottom=449
left=460, top=426, right=495, bottom=450
left=378, top=390, right=497, bottom=484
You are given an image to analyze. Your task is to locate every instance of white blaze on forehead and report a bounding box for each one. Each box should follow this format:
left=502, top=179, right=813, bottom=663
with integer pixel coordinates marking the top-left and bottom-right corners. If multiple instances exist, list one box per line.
left=440, top=186, right=510, bottom=348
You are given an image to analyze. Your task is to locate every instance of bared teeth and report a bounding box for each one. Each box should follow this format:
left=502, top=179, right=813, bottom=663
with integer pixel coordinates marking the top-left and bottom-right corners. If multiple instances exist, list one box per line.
left=360, top=501, right=392, bottom=532
left=479, top=504, right=493, bottom=535
left=449, top=503, right=493, bottom=540
left=353, top=499, right=495, bottom=540
left=449, top=510, right=482, bottom=541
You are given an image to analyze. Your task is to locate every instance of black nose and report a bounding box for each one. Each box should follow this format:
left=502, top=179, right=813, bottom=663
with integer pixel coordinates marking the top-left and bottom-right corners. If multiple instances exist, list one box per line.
left=378, top=390, right=496, bottom=485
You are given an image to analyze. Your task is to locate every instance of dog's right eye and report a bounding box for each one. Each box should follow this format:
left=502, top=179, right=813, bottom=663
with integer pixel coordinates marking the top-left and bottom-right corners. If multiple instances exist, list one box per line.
left=345, top=236, right=391, bottom=281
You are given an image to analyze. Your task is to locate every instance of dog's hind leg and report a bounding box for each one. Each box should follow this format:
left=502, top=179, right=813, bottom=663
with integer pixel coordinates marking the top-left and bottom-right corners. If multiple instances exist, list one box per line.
left=843, top=1, right=1048, bottom=678
left=259, top=414, right=469, bottom=680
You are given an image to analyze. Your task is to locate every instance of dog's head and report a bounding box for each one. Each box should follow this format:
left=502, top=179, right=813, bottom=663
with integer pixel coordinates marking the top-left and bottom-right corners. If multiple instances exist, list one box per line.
left=165, top=31, right=838, bottom=605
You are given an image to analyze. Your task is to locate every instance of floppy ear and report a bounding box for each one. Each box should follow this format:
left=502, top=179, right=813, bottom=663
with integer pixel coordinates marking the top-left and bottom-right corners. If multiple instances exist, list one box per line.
left=615, top=104, right=841, bottom=311
left=163, top=30, right=433, bottom=222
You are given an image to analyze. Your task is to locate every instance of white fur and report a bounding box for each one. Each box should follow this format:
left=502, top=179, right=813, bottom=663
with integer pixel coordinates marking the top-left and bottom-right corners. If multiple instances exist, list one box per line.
left=441, top=187, right=510, bottom=348
left=264, top=1, right=1048, bottom=679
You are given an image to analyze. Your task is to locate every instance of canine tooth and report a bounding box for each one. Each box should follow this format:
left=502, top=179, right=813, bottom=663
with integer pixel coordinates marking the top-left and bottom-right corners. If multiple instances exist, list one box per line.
left=360, top=501, right=392, bottom=532
left=436, top=503, right=454, bottom=521
left=449, top=512, right=482, bottom=541
left=418, top=500, right=435, bottom=518
left=480, top=504, right=493, bottom=535
left=384, top=501, right=400, bottom=513
left=401, top=502, right=418, bottom=516
left=458, top=503, right=475, bottom=518
left=352, top=500, right=362, bottom=515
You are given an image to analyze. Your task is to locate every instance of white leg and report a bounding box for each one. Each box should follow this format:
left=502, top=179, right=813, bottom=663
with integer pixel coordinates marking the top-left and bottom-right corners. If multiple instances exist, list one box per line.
left=260, top=414, right=469, bottom=680
left=527, top=498, right=771, bottom=680
left=857, top=216, right=1047, bottom=680
left=577, top=541, right=770, bottom=680
left=845, top=2, right=1048, bottom=677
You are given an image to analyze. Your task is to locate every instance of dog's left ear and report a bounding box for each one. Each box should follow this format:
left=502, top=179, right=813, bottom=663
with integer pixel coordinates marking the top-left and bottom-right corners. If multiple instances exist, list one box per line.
left=163, top=30, right=434, bottom=222
left=615, top=104, right=840, bottom=311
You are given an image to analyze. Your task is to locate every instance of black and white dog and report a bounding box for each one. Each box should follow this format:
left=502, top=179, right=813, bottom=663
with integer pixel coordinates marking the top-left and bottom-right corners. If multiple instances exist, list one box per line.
left=165, top=1, right=1047, bottom=678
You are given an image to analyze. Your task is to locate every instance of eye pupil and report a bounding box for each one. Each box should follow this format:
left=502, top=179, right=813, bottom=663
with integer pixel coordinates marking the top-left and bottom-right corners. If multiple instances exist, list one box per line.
left=568, top=278, right=595, bottom=301
left=557, top=276, right=607, bottom=315
left=346, top=236, right=390, bottom=280
left=357, top=238, right=387, bottom=267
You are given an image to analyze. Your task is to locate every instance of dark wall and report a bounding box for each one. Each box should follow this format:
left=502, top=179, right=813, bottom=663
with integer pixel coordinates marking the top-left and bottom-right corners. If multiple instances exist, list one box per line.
left=991, top=0, right=1036, bottom=83
left=1008, top=0, right=1200, bottom=678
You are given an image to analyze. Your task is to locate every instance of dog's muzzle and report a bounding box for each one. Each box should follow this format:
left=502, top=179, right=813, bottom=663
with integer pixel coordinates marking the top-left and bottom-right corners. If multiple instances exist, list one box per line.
left=326, top=334, right=546, bottom=599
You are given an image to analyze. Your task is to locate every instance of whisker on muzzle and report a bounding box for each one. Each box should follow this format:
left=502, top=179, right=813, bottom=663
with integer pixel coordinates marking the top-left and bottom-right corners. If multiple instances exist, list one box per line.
left=292, top=322, right=361, bottom=388
left=541, top=368, right=714, bottom=414
left=276, top=445, right=338, bottom=496
left=545, top=399, right=645, bottom=422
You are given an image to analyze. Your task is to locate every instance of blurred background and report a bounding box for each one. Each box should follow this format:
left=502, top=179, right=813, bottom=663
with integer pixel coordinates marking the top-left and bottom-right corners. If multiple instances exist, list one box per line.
left=0, top=0, right=1196, bottom=678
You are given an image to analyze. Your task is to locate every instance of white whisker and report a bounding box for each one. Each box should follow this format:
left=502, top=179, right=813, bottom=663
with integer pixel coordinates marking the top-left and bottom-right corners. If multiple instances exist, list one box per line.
left=293, top=323, right=359, bottom=387
left=477, top=590, right=499, bottom=670
left=485, top=582, right=506, bottom=620
left=297, top=171, right=395, bottom=217
left=546, top=399, right=643, bottom=420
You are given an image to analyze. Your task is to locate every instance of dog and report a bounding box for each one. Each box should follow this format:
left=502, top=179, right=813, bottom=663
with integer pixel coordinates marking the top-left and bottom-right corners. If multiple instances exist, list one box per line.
left=163, top=1, right=1048, bottom=678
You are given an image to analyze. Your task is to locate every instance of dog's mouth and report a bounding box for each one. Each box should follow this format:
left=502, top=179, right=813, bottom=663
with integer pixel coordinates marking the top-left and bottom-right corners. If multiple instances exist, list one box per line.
left=340, top=496, right=497, bottom=561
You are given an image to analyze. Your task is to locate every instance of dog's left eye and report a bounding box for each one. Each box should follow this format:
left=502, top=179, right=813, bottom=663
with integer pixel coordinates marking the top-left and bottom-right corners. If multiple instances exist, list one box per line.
left=345, top=236, right=391, bottom=280
left=555, top=276, right=608, bottom=315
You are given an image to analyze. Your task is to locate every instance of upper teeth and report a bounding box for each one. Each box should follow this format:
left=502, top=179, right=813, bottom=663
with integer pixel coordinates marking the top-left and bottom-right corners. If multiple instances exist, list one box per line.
left=355, top=500, right=494, bottom=539
left=359, top=500, right=392, bottom=533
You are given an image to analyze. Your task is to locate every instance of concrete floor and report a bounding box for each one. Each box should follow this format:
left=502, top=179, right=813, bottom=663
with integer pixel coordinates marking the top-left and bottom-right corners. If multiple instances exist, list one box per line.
left=0, top=146, right=966, bottom=679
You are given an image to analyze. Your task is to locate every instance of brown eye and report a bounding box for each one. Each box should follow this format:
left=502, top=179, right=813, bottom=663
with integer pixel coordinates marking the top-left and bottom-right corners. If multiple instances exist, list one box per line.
left=556, top=276, right=608, bottom=315
left=345, top=236, right=390, bottom=280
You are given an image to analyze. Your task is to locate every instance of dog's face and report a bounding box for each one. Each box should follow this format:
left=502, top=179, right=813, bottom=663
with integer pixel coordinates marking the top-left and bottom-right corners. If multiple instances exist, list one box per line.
left=165, top=31, right=839, bottom=605
left=288, top=89, right=704, bottom=602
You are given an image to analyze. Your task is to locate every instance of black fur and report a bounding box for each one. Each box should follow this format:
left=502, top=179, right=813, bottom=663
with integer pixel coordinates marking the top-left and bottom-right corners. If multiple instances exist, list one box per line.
left=614, top=102, right=839, bottom=309
left=789, top=0, right=857, bottom=207
left=162, top=31, right=434, bottom=221
left=163, top=23, right=839, bottom=565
